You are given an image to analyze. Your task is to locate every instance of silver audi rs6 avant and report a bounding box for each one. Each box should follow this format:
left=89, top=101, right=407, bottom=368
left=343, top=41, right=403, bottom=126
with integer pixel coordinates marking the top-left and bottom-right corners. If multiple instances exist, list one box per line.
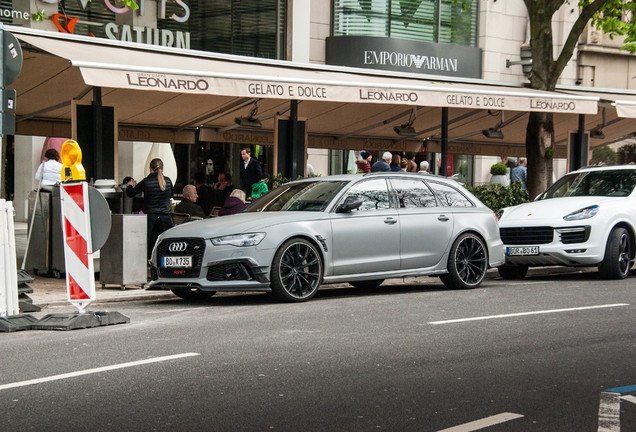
left=149, top=173, right=505, bottom=302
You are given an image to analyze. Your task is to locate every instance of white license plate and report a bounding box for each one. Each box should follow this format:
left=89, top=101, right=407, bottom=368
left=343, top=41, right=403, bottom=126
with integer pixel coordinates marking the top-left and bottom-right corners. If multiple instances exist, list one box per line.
left=162, top=256, right=193, bottom=268
left=507, top=246, right=539, bottom=256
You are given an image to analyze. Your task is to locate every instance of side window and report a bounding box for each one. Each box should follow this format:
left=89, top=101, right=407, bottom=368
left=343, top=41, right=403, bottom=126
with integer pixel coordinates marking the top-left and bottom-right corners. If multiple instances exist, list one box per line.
left=341, top=179, right=390, bottom=212
left=391, top=179, right=437, bottom=208
left=427, top=181, right=473, bottom=207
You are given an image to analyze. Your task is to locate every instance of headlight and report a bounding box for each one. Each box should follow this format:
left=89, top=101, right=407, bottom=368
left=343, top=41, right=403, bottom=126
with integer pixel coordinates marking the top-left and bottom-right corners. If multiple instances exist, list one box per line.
left=563, top=205, right=599, bottom=221
left=210, top=233, right=266, bottom=247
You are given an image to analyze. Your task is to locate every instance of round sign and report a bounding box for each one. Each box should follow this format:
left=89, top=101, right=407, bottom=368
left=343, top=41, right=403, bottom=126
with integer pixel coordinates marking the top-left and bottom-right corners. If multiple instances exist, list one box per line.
left=87, top=186, right=112, bottom=252
left=3, top=31, right=22, bottom=87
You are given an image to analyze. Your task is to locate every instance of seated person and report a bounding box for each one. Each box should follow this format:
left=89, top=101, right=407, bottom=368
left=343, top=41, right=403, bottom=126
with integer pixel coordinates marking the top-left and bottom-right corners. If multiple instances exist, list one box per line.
left=251, top=172, right=270, bottom=199
left=213, top=172, right=235, bottom=207
left=218, top=189, right=247, bottom=216
left=193, top=172, right=214, bottom=216
left=174, top=184, right=206, bottom=218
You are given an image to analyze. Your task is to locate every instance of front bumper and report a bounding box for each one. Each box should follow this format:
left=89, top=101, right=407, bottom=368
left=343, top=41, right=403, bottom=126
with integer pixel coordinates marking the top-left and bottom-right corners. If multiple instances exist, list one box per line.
left=148, top=237, right=272, bottom=291
left=500, top=225, right=605, bottom=267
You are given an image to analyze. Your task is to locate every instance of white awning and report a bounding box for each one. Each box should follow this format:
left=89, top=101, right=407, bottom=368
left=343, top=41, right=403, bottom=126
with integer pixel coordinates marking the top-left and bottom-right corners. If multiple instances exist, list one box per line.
left=11, top=27, right=598, bottom=115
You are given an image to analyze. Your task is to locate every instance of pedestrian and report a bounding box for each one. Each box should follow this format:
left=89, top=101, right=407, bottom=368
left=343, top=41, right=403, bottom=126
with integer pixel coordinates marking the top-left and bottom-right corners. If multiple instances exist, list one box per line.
left=399, top=159, right=408, bottom=171
left=390, top=153, right=401, bottom=171
left=371, top=152, right=392, bottom=172
left=218, top=189, right=248, bottom=216
left=193, top=172, right=215, bottom=216
left=174, top=184, right=206, bottom=218
left=35, top=148, right=63, bottom=187
left=418, top=160, right=429, bottom=173
left=356, top=151, right=372, bottom=173
left=126, top=158, right=174, bottom=258
left=240, top=147, right=263, bottom=196
left=212, top=172, right=235, bottom=208
left=406, top=153, right=418, bottom=172
left=511, top=157, right=528, bottom=190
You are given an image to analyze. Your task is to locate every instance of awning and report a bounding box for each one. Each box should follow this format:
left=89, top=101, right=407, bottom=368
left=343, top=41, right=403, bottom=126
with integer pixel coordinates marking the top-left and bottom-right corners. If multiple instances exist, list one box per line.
left=11, top=26, right=598, bottom=115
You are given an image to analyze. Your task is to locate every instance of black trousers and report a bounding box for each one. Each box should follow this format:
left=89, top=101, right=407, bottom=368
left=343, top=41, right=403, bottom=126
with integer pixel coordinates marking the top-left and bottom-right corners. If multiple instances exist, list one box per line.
left=147, top=214, right=174, bottom=259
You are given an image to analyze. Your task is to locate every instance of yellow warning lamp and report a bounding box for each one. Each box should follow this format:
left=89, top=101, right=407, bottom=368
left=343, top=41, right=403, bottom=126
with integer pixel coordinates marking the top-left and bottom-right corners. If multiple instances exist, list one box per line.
left=60, top=139, right=87, bottom=182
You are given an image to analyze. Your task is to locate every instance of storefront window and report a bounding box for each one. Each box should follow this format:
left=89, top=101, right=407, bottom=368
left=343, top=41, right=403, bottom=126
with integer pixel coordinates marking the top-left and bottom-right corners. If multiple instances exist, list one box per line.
left=175, top=142, right=273, bottom=194
left=333, top=0, right=478, bottom=46
left=186, top=0, right=287, bottom=59
left=5, top=1, right=287, bottom=60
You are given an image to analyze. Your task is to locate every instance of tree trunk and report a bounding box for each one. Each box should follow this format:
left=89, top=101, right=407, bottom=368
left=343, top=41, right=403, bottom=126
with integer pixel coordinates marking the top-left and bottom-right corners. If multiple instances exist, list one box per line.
left=526, top=111, right=554, bottom=198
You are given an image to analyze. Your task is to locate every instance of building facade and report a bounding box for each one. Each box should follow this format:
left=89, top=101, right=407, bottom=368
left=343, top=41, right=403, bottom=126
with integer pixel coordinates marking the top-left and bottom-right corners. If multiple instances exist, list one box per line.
left=4, top=0, right=632, bottom=221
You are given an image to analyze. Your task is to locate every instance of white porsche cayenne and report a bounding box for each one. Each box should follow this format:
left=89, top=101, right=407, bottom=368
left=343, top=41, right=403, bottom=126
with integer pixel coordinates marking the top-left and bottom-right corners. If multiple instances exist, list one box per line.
left=148, top=172, right=505, bottom=302
left=498, top=165, right=636, bottom=279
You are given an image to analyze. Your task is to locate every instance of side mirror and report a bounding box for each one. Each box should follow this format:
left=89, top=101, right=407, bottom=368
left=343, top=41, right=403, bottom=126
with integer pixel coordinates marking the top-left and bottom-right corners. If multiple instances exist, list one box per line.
left=337, top=196, right=363, bottom=213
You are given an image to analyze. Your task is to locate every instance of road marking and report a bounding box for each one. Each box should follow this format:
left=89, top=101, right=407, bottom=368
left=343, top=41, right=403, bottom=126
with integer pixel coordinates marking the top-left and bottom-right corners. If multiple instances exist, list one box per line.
left=622, top=395, right=636, bottom=405
left=428, top=303, right=630, bottom=325
left=598, top=391, right=621, bottom=432
left=0, top=352, right=200, bottom=391
left=436, top=412, right=524, bottom=432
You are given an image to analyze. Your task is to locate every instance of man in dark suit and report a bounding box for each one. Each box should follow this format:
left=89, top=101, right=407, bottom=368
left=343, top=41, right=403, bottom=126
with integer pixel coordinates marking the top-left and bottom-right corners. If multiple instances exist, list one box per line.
left=240, top=148, right=263, bottom=196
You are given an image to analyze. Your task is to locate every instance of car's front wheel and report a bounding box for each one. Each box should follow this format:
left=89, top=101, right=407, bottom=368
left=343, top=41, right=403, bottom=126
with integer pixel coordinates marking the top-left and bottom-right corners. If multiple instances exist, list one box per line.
left=599, top=227, right=632, bottom=279
left=171, top=288, right=216, bottom=300
left=270, top=238, right=323, bottom=302
left=440, top=233, right=488, bottom=289
left=498, top=264, right=528, bottom=280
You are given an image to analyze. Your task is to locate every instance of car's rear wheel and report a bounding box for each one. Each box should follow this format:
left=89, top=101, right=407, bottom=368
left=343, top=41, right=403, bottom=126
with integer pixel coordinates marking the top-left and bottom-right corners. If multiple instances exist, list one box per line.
left=171, top=288, right=216, bottom=300
left=599, top=227, right=632, bottom=279
left=440, top=233, right=488, bottom=289
left=498, top=264, right=528, bottom=280
left=349, top=279, right=384, bottom=289
left=270, top=238, right=322, bottom=302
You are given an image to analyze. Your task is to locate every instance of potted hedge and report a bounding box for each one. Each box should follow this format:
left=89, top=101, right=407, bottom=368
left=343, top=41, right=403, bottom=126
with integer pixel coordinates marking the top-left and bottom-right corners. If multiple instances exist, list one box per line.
left=489, top=163, right=509, bottom=186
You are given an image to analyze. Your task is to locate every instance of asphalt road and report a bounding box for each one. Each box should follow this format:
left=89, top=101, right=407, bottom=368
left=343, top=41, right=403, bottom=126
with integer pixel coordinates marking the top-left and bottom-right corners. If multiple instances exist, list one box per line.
left=1, top=270, right=634, bottom=431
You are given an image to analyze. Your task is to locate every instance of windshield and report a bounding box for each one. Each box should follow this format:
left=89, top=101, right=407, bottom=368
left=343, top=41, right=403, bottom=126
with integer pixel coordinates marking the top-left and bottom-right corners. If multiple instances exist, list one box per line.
left=540, top=169, right=636, bottom=199
left=245, top=180, right=348, bottom=212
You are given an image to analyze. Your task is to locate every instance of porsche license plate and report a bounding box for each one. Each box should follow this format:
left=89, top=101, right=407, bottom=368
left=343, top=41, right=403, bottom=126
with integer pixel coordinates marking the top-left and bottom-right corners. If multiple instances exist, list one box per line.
left=162, top=256, right=192, bottom=268
left=506, top=246, right=539, bottom=256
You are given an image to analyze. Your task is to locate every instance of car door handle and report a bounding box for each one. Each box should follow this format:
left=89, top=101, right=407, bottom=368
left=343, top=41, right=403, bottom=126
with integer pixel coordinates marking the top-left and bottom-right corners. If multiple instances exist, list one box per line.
left=384, top=217, right=397, bottom=225
left=437, top=215, right=450, bottom=222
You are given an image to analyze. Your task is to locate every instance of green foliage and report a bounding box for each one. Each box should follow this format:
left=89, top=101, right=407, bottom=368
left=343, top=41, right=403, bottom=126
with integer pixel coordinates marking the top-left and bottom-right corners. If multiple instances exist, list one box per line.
left=617, top=143, right=636, bottom=164
left=490, top=163, right=507, bottom=176
left=467, top=182, right=530, bottom=215
left=87, top=0, right=139, bottom=10
left=272, top=173, right=306, bottom=188
left=32, top=9, right=47, bottom=22
left=593, top=0, right=636, bottom=53
left=590, top=145, right=617, bottom=165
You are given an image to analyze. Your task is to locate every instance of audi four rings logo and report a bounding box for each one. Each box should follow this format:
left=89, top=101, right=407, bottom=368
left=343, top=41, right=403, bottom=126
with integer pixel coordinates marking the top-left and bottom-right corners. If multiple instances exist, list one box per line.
left=168, top=242, right=188, bottom=252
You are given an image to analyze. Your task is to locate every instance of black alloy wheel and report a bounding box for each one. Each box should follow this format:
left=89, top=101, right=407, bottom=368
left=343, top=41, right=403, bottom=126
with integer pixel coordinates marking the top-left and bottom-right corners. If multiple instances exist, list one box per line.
left=271, top=238, right=322, bottom=302
left=599, top=227, right=632, bottom=279
left=440, top=233, right=488, bottom=289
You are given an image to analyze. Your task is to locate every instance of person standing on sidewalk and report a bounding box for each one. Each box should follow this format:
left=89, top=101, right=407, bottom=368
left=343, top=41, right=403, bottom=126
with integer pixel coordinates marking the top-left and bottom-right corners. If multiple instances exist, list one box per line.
left=126, top=158, right=174, bottom=258
left=35, top=149, right=63, bottom=187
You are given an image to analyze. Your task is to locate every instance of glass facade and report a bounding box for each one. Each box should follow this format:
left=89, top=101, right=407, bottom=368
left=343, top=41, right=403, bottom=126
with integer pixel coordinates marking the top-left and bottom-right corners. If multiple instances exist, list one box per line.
left=333, top=0, right=478, bottom=46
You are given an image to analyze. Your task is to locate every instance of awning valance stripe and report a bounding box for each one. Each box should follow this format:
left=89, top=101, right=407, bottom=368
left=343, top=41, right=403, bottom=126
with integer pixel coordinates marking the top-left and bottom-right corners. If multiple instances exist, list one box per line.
left=12, top=29, right=599, bottom=115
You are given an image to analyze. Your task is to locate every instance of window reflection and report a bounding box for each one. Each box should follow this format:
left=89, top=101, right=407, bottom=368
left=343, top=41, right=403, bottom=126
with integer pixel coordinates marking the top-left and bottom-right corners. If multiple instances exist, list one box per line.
left=391, top=179, right=437, bottom=208
left=342, top=179, right=390, bottom=211
left=427, top=181, right=473, bottom=207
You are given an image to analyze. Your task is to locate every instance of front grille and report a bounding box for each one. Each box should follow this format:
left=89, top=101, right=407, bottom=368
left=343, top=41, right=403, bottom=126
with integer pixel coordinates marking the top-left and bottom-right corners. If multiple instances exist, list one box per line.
left=157, top=238, right=205, bottom=278
left=558, top=226, right=591, bottom=244
left=500, top=226, right=553, bottom=245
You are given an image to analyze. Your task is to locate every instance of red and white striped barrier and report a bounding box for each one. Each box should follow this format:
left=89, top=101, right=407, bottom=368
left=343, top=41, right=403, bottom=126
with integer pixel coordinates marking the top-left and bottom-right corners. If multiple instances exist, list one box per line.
left=0, top=199, right=19, bottom=317
left=60, top=182, right=95, bottom=313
